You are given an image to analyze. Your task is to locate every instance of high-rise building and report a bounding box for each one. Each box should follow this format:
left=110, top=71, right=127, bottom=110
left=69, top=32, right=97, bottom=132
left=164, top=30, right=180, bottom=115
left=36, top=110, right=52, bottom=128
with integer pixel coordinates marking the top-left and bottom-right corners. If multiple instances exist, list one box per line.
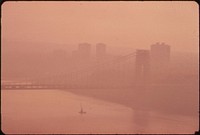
left=150, top=42, right=170, bottom=64
left=78, top=43, right=91, bottom=59
left=96, top=43, right=106, bottom=58
left=150, top=42, right=171, bottom=77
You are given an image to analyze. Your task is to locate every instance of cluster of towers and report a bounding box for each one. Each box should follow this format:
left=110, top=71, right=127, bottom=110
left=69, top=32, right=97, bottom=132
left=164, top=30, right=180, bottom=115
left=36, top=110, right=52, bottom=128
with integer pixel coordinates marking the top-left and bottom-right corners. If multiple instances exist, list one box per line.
left=135, top=42, right=171, bottom=83
left=72, top=42, right=170, bottom=84
left=72, top=43, right=107, bottom=60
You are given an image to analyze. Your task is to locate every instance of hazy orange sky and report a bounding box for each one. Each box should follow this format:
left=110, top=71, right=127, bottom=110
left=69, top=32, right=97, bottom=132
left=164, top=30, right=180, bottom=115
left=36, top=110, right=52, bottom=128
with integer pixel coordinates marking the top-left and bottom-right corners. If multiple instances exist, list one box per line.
left=1, top=1, right=199, bottom=52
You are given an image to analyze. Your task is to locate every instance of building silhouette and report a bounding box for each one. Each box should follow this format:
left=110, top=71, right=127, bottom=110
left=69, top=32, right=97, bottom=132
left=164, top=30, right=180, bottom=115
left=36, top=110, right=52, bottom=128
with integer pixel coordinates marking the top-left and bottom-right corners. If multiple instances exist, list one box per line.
left=96, top=43, right=106, bottom=59
left=78, top=43, right=91, bottom=59
left=150, top=42, right=171, bottom=77
left=151, top=42, right=170, bottom=64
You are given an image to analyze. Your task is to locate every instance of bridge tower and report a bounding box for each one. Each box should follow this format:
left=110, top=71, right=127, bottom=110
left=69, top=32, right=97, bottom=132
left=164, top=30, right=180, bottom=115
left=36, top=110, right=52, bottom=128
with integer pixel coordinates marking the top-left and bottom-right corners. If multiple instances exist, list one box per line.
left=135, top=49, right=150, bottom=84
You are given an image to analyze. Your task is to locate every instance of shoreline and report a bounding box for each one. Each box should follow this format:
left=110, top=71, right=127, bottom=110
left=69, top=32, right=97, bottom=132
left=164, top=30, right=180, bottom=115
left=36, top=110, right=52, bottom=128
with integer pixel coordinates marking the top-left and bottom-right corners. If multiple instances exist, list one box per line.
left=60, top=86, right=198, bottom=118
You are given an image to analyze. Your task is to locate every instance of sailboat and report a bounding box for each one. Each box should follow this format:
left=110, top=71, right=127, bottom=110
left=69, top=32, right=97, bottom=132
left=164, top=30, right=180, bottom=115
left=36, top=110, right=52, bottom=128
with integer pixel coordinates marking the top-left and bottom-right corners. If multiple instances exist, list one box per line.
left=79, top=104, right=86, bottom=114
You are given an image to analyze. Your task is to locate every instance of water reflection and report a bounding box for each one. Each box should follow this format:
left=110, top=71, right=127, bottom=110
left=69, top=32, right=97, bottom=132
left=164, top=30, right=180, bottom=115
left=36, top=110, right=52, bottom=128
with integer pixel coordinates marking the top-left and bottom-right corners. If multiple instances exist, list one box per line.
left=133, top=110, right=150, bottom=133
left=131, top=84, right=150, bottom=133
left=1, top=89, right=198, bottom=134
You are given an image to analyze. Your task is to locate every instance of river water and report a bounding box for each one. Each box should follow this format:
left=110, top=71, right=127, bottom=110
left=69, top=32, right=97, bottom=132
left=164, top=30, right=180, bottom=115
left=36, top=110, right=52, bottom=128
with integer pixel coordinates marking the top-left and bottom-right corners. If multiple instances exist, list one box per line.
left=1, top=89, right=198, bottom=134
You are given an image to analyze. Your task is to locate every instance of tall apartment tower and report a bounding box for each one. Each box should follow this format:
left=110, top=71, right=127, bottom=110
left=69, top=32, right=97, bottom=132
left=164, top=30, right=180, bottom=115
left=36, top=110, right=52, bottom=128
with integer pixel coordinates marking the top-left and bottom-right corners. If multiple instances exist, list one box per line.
left=150, top=42, right=170, bottom=76
left=135, top=49, right=150, bottom=83
left=78, top=43, right=91, bottom=59
left=96, top=43, right=106, bottom=59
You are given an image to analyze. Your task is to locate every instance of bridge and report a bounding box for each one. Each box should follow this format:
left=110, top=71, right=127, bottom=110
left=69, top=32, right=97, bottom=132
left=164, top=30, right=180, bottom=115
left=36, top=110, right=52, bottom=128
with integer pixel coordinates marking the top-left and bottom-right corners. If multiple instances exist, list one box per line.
left=1, top=50, right=151, bottom=90
left=1, top=84, right=67, bottom=90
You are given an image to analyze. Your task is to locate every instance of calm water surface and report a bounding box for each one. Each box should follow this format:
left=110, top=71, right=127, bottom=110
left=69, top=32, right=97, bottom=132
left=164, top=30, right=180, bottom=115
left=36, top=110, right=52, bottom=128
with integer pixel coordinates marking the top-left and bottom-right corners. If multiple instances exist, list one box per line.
left=1, top=89, right=198, bottom=134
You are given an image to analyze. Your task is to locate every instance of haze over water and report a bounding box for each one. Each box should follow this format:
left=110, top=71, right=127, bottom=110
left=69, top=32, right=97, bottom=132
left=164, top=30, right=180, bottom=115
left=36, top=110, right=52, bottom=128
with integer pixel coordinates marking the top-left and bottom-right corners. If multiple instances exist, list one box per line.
left=1, top=89, right=198, bottom=134
left=1, top=1, right=199, bottom=134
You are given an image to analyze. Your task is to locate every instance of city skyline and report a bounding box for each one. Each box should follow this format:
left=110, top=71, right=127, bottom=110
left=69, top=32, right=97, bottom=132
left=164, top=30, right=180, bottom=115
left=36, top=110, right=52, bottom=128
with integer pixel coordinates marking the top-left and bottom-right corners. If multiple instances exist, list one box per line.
left=1, top=1, right=199, bottom=134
